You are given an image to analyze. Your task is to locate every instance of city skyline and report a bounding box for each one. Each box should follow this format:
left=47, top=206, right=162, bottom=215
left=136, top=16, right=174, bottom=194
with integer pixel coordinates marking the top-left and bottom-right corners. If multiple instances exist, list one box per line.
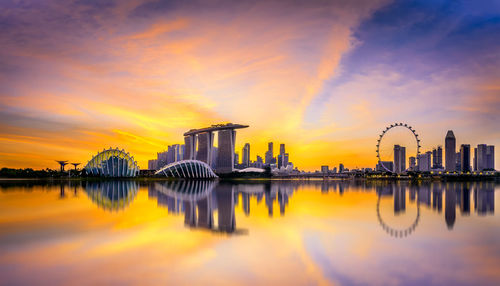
left=1, top=1, right=499, bottom=171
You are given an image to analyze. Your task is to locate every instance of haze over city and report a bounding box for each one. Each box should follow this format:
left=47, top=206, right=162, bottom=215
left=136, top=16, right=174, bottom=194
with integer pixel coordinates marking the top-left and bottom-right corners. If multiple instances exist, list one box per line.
left=1, top=0, right=499, bottom=170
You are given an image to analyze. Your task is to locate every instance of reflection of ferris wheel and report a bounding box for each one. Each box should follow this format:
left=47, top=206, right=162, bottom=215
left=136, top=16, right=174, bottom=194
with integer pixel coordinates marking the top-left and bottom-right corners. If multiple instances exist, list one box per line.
left=376, top=195, right=420, bottom=238
left=376, top=123, right=421, bottom=173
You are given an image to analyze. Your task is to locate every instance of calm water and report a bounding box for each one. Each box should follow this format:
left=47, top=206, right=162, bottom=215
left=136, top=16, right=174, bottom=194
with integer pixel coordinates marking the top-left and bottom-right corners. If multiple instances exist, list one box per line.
left=0, top=179, right=499, bottom=286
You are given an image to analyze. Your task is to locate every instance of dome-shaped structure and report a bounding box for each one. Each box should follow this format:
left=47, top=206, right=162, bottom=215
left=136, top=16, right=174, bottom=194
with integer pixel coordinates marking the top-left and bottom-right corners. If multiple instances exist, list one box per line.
left=155, top=160, right=218, bottom=179
left=85, top=147, right=139, bottom=177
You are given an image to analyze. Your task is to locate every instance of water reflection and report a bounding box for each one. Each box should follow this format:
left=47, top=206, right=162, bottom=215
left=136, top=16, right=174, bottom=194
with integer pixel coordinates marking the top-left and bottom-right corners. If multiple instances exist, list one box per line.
left=370, top=181, right=496, bottom=236
left=148, top=181, right=297, bottom=234
left=0, top=179, right=498, bottom=285
left=84, top=180, right=139, bottom=211
left=376, top=185, right=420, bottom=238
left=0, top=180, right=496, bottom=234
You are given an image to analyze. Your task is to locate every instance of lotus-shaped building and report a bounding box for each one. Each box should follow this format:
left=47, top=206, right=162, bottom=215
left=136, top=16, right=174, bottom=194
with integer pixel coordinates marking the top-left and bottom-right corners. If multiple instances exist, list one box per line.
left=155, top=160, right=218, bottom=179
left=85, top=148, right=139, bottom=177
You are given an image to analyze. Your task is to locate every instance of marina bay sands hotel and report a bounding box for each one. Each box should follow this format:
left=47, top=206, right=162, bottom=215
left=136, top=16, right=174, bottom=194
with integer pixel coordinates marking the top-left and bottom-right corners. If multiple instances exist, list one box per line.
left=183, top=123, right=249, bottom=173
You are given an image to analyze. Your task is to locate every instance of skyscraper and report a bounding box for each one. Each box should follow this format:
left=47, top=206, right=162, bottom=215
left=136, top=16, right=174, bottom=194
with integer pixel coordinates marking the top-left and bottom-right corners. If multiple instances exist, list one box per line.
left=456, top=151, right=461, bottom=171
left=486, top=145, right=495, bottom=170
left=277, top=143, right=287, bottom=168
left=265, top=142, right=274, bottom=165
left=217, top=129, right=236, bottom=173
left=339, top=163, right=344, bottom=173
left=445, top=130, right=456, bottom=171
left=321, top=166, right=329, bottom=174
left=184, top=135, right=197, bottom=160
left=477, top=144, right=495, bottom=171
left=409, top=157, right=416, bottom=170
left=211, top=146, right=218, bottom=169
left=242, top=143, right=250, bottom=167
left=255, top=155, right=264, bottom=168
left=460, top=144, right=471, bottom=172
left=474, top=147, right=478, bottom=171
left=196, top=132, right=214, bottom=166
left=416, top=152, right=431, bottom=172
left=393, top=145, right=406, bottom=173
left=283, top=153, right=289, bottom=168
left=432, top=146, right=443, bottom=169
left=477, top=144, right=487, bottom=171
left=165, top=144, right=184, bottom=165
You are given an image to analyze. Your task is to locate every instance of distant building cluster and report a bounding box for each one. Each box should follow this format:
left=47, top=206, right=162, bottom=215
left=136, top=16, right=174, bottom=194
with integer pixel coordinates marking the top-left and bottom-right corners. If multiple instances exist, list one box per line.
left=148, top=144, right=185, bottom=170
left=146, top=123, right=299, bottom=175
left=235, top=142, right=296, bottom=174
left=390, top=130, right=495, bottom=173
left=147, top=123, right=248, bottom=173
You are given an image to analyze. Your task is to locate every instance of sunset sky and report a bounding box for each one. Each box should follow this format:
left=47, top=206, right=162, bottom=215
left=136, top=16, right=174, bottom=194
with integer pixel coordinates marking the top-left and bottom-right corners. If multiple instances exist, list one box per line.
left=1, top=0, right=499, bottom=170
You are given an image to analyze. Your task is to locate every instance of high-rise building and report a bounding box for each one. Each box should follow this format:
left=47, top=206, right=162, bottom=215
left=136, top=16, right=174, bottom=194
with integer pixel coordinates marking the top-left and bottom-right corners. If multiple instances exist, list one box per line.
left=234, top=152, right=239, bottom=166
left=393, top=145, right=406, bottom=173
left=148, top=159, right=157, bottom=170
left=166, top=144, right=184, bottom=164
left=417, top=152, right=431, bottom=172
left=477, top=144, right=495, bottom=171
left=242, top=143, right=250, bottom=167
left=321, top=166, right=329, bottom=174
left=432, top=146, right=443, bottom=169
left=486, top=145, right=495, bottom=170
left=477, top=144, right=487, bottom=171
left=211, top=146, right=218, bottom=169
left=474, top=147, right=478, bottom=171
left=445, top=130, right=456, bottom=171
left=460, top=144, right=471, bottom=172
left=184, top=135, right=197, bottom=160
left=409, top=157, right=416, bottom=170
left=254, top=155, right=264, bottom=168
left=217, top=129, right=236, bottom=173
left=157, top=150, right=169, bottom=168
left=196, top=132, right=214, bottom=166
left=456, top=151, right=461, bottom=171
left=339, top=163, right=344, bottom=173
left=277, top=143, right=288, bottom=168
left=265, top=142, right=274, bottom=165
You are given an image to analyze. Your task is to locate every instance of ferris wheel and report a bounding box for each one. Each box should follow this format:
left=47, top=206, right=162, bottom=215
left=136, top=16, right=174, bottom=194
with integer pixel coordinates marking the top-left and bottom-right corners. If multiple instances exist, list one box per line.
left=376, top=123, right=421, bottom=173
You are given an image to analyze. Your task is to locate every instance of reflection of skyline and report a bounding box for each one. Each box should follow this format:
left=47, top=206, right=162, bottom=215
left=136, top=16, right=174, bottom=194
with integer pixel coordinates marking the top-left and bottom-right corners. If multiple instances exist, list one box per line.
left=373, top=181, right=496, bottom=233
left=148, top=181, right=298, bottom=233
left=0, top=179, right=495, bottom=234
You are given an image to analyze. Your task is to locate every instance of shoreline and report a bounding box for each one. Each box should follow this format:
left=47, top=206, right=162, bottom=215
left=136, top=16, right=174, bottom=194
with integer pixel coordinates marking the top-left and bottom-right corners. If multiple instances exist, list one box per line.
left=0, top=176, right=498, bottom=182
